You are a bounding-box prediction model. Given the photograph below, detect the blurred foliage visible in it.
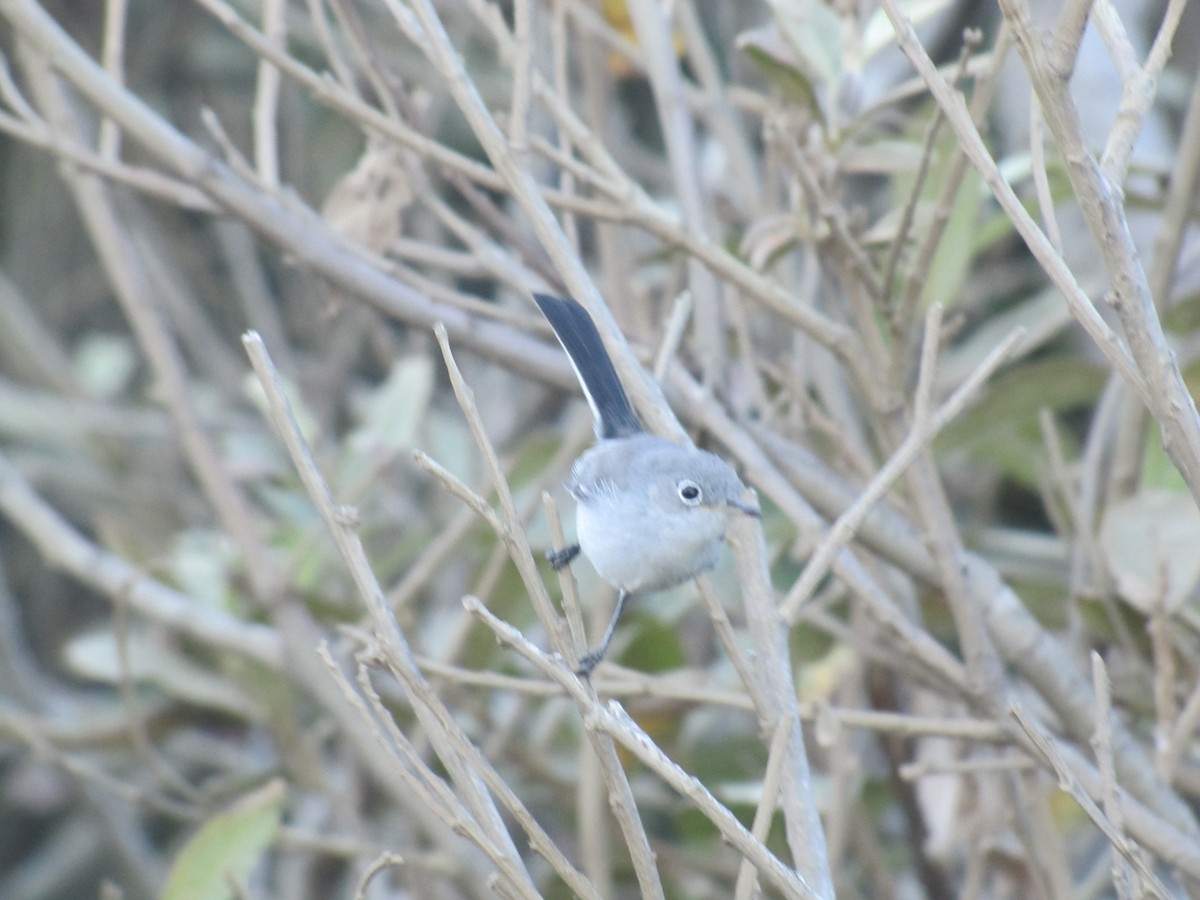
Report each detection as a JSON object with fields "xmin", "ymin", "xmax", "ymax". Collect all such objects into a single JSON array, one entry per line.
[{"xmin": 0, "ymin": 0, "xmax": 1198, "ymax": 897}]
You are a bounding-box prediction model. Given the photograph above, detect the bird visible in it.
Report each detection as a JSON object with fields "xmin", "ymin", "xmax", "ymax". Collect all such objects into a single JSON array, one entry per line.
[{"xmin": 534, "ymin": 293, "xmax": 760, "ymax": 675}]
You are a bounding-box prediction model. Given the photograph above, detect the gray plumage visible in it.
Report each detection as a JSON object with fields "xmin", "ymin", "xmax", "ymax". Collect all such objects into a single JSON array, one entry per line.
[
  {"xmin": 568, "ymin": 434, "xmax": 757, "ymax": 593},
  {"xmin": 534, "ymin": 293, "xmax": 759, "ymax": 675}
]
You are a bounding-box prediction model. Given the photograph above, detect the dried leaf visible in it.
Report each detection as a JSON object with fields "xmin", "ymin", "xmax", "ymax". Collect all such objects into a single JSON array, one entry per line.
[{"xmin": 322, "ymin": 140, "xmax": 412, "ymax": 254}]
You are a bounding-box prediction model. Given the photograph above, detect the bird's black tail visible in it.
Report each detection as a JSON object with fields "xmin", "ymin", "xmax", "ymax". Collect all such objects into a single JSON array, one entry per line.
[{"xmin": 533, "ymin": 293, "xmax": 644, "ymax": 440}]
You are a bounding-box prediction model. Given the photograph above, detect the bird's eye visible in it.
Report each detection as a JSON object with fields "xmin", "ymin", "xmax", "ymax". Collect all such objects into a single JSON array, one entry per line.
[{"xmin": 678, "ymin": 480, "xmax": 702, "ymax": 505}]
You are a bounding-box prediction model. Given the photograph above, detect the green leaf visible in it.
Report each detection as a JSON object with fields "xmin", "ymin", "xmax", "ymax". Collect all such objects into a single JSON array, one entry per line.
[
  {"xmin": 1141, "ymin": 428, "xmax": 1188, "ymax": 492},
  {"xmin": 167, "ymin": 530, "xmax": 236, "ymax": 612},
  {"xmin": 920, "ymin": 153, "xmax": 983, "ymax": 310},
  {"xmin": 884, "ymin": 125, "xmax": 986, "ymax": 309},
  {"xmin": 73, "ymin": 332, "xmax": 137, "ymax": 400},
  {"xmin": 619, "ymin": 612, "xmax": 685, "ymax": 673},
  {"xmin": 740, "ymin": 41, "xmax": 821, "ymax": 113},
  {"xmin": 936, "ymin": 286, "xmax": 1070, "ymax": 388},
  {"xmin": 1100, "ymin": 490, "xmax": 1200, "ymax": 614},
  {"xmin": 937, "ymin": 357, "xmax": 1105, "ymax": 488},
  {"xmin": 161, "ymin": 780, "xmax": 286, "ymax": 900},
  {"xmin": 767, "ymin": 0, "xmax": 842, "ymax": 87},
  {"xmin": 351, "ymin": 355, "xmax": 434, "ymax": 454},
  {"xmin": 1164, "ymin": 291, "xmax": 1200, "ymax": 334}
]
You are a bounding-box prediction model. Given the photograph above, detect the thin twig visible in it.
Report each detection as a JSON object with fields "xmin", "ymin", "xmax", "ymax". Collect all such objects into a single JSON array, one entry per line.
[
  {"xmin": 1096, "ymin": 0, "xmax": 1188, "ymax": 184},
  {"xmin": 727, "ymin": 512, "xmax": 834, "ymax": 897},
  {"xmin": 626, "ymin": 0, "xmax": 723, "ymax": 382},
  {"xmin": 1028, "ymin": 96, "xmax": 1063, "ymax": 255},
  {"xmin": 733, "ymin": 715, "xmax": 795, "ymax": 898},
  {"xmin": 1010, "ymin": 706, "xmax": 1168, "ymax": 894},
  {"xmin": 243, "ymin": 331, "xmax": 607, "ymax": 897},
  {"xmin": 426, "ymin": 324, "xmax": 664, "ymax": 898},
  {"xmin": 465, "ymin": 595, "xmax": 820, "ymax": 900},
  {"xmin": 782, "ymin": 315, "xmax": 1025, "ymax": 620},
  {"xmin": 507, "ymin": 0, "xmax": 532, "ymax": 153},
  {"xmin": 98, "ymin": 0, "xmax": 127, "ymax": 158},
  {"xmin": 0, "ymin": 448, "xmax": 281, "ymax": 665},
  {"xmin": 1091, "ymin": 653, "xmax": 1135, "ymax": 899},
  {"xmin": 253, "ymin": 0, "xmax": 285, "ymax": 187},
  {"xmin": 878, "ymin": 0, "xmax": 1152, "ymax": 404},
  {"xmin": 996, "ymin": 0, "xmax": 1200, "ymax": 504}
]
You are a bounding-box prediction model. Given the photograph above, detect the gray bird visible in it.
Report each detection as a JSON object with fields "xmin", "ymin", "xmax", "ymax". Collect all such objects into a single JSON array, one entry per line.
[{"xmin": 535, "ymin": 293, "xmax": 760, "ymax": 675}]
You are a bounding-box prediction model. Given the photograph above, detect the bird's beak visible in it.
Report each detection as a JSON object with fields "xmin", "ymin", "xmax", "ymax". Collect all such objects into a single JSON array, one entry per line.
[{"xmin": 726, "ymin": 499, "xmax": 762, "ymax": 518}]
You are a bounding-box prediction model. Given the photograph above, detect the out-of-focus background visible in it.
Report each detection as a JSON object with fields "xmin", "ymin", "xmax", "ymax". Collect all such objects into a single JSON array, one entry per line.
[{"xmin": 3, "ymin": 0, "xmax": 1200, "ymax": 897}]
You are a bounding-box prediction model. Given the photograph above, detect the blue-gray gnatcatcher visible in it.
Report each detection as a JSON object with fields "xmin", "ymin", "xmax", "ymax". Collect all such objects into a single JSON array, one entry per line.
[{"xmin": 534, "ymin": 293, "xmax": 760, "ymax": 675}]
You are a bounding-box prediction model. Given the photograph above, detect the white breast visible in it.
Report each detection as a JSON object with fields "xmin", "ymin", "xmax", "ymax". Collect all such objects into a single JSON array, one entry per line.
[{"xmin": 576, "ymin": 490, "xmax": 728, "ymax": 594}]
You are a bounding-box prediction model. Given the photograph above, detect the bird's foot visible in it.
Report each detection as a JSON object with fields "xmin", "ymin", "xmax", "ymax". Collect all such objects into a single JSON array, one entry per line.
[{"xmin": 546, "ymin": 543, "xmax": 581, "ymax": 570}]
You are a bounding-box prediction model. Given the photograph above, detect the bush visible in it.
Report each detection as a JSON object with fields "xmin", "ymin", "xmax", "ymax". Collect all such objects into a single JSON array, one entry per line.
[{"xmin": 1, "ymin": 1, "xmax": 1198, "ymax": 897}]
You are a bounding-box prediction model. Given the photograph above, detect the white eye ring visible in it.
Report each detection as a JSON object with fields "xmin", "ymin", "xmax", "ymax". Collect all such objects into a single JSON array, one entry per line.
[{"xmin": 677, "ymin": 480, "xmax": 702, "ymax": 506}]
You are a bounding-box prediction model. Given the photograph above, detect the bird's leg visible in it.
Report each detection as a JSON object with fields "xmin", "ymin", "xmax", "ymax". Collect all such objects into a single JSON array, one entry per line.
[
  {"xmin": 546, "ymin": 543, "xmax": 581, "ymax": 570},
  {"xmin": 576, "ymin": 589, "xmax": 629, "ymax": 677}
]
